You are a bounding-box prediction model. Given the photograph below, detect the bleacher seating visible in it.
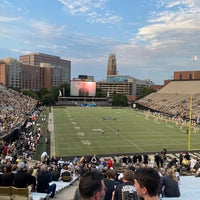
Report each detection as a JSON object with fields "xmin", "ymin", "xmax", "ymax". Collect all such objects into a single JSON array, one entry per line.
[
  {"xmin": 0, "ymin": 186, "xmax": 31, "ymax": 200},
  {"xmin": 30, "ymin": 174, "xmax": 79, "ymax": 200},
  {"xmin": 136, "ymin": 81, "xmax": 200, "ymax": 119},
  {"xmin": 162, "ymin": 175, "xmax": 200, "ymax": 200},
  {"xmin": 157, "ymin": 81, "xmax": 200, "ymax": 94}
]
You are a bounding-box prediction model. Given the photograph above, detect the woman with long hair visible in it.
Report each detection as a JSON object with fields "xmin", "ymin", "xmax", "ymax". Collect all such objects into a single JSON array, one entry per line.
[{"xmin": 162, "ymin": 168, "xmax": 180, "ymax": 197}]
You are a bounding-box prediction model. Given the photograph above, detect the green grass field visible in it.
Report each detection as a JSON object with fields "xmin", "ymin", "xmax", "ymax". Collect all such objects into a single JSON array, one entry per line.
[{"xmin": 52, "ymin": 107, "xmax": 200, "ymax": 157}]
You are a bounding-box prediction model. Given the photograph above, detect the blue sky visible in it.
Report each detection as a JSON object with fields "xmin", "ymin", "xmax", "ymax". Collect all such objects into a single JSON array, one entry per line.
[{"xmin": 0, "ymin": 0, "xmax": 200, "ymax": 84}]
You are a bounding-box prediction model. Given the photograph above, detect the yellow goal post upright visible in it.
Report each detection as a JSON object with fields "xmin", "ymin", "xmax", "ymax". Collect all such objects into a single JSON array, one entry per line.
[
  {"xmin": 187, "ymin": 95, "xmax": 192, "ymax": 151},
  {"xmin": 188, "ymin": 95, "xmax": 200, "ymax": 151}
]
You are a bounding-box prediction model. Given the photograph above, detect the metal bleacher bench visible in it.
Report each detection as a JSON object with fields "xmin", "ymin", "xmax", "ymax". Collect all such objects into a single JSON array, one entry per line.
[{"xmin": 30, "ymin": 174, "xmax": 79, "ymax": 200}]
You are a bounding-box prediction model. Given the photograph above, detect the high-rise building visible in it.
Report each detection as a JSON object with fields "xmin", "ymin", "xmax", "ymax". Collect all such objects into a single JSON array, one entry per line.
[
  {"xmin": 107, "ymin": 54, "xmax": 117, "ymax": 76},
  {"xmin": 97, "ymin": 75, "xmax": 153, "ymax": 98},
  {"xmin": 0, "ymin": 58, "xmax": 21, "ymax": 88},
  {"xmin": 0, "ymin": 53, "xmax": 71, "ymax": 90},
  {"xmin": 21, "ymin": 64, "xmax": 44, "ymax": 90},
  {"xmin": 20, "ymin": 52, "xmax": 71, "ymax": 85}
]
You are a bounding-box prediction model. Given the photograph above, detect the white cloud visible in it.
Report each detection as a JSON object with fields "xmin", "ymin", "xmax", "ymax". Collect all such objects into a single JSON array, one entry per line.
[
  {"xmin": 57, "ymin": 0, "xmax": 122, "ymax": 24},
  {"xmin": 58, "ymin": 0, "xmax": 108, "ymax": 15},
  {"xmin": 11, "ymin": 48, "xmax": 32, "ymax": 55},
  {"xmin": 133, "ymin": 0, "xmax": 200, "ymax": 50},
  {"xmin": 87, "ymin": 11, "xmax": 122, "ymax": 24},
  {"xmin": 1, "ymin": 0, "xmax": 15, "ymax": 8},
  {"xmin": 29, "ymin": 20, "xmax": 66, "ymax": 37},
  {"xmin": 0, "ymin": 16, "xmax": 20, "ymax": 22}
]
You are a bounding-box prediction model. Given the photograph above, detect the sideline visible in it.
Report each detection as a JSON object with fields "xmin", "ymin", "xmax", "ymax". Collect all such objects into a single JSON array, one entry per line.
[{"xmin": 48, "ymin": 107, "xmax": 55, "ymax": 156}]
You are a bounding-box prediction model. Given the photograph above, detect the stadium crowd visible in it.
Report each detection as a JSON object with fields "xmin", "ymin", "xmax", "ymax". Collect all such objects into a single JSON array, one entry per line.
[
  {"xmin": 136, "ymin": 93, "xmax": 200, "ymax": 122},
  {"xmin": 1, "ymin": 136, "xmax": 200, "ymax": 199},
  {"xmin": 0, "ymin": 84, "xmax": 200, "ymax": 199},
  {"xmin": 0, "ymin": 85, "xmax": 37, "ymax": 134}
]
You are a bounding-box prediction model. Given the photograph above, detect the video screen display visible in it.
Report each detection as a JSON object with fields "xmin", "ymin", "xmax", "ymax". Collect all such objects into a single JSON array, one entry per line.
[{"xmin": 70, "ymin": 81, "xmax": 96, "ymax": 97}]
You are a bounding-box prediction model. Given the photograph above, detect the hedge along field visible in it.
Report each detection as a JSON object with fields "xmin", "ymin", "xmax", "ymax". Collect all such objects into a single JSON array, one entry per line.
[{"xmin": 52, "ymin": 107, "xmax": 200, "ymax": 157}]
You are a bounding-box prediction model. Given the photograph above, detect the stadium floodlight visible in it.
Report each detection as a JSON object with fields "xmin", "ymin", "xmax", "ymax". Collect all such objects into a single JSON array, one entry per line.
[
  {"xmin": 192, "ymin": 56, "xmax": 197, "ymax": 79},
  {"xmin": 192, "ymin": 55, "xmax": 197, "ymax": 60}
]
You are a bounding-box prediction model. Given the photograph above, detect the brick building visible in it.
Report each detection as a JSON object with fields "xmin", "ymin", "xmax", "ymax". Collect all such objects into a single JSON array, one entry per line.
[
  {"xmin": 174, "ymin": 70, "xmax": 200, "ymax": 80},
  {"xmin": 0, "ymin": 53, "xmax": 71, "ymax": 90}
]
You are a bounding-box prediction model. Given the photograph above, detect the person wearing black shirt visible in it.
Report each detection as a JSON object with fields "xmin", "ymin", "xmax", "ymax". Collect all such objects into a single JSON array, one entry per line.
[
  {"xmin": 104, "ymin": 169, "xmax": 120, "ymax": 200},
  {"xmin": 37, "ymin": 164, "xmax": 56, "ymax": 198},
  {"xmin": 14, "ymin": 162, "xmax": 29, "ymax": 188},
  {"xmin": 113, "ymin": 169, "xmax": 138, "ymax": 200}
]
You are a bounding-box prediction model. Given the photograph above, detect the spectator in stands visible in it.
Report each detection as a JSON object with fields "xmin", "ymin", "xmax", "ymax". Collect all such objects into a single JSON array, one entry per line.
[
  {"xmin": 101, "ymin": 158, "xmax": 107, "ymax": 168},
  {"xmin": 179, "ymin": 152, "xmax": 184, "ymax": 165},
  {"xmin": 37, "ymin": 164, "xmax": 56, "ymax": 198},
  {"xmin": 79, "ymin": 169, "xmax": 105, "ymax": 200},
  {"xmin": 11, "ymin": 164, "xmax": 18, "ymax": 174},
  {"xmin": 60, "ymin": 164, "xmax": 72, "ymax": 182},
  {"xmin": 134, "ymin": 167, "xmax": 160, "ymax": 200},
  {"xmin": 41, "ymin": 151, "xmax": 48, "ymax": 163},
  {"xmin": 184, "ymin": 151, "xmax": 190, "ymax": 160},
  {"xmin": 122, "ymin": 155, "xmax": 128, "ymax": 165},
  {"xmin": 113, "ymin": 169, "xmax": 138, "ymax": 200},
  {"xmin": 149, "ymin": 155, "xmax": 155, "ymax": 168},
  {"xmin": 50, "ymin": 165, "xmax": 60, "ymax": 181},
  {"xmin": 161, "ymin": 168, "xmax": 180, "ymax": 197},
  {"xmin": 181, "ymin": 157, "xmax": 190, "ymax": 172},
  {"xmin": 114, "ymin": 155, "xmax": 121, "ymax": 165},
  {"xmin": 143, "ymin": 154, "xmax": 149, "ymax": 166},
  {"xmin": 127, "ymin": 155, "xmax": 133, "ymax": 165},
  {"xmin": 132, "ymin": 154, "xmax": 137, "ymax": 164},
  {"xmin": 2, "ymin": 142, "xmax": 9, "ymax": 157},
  {"xmin": 1, "ymin": 163, "xmax": 14, "ymax": 186},
  {"xmin": 50, "ymin": 155, "xmax": 58, "ymax": 165},
  {"xmin": 167, "ymin": 157, "xmax": 178, "ymax": 168},
  {"xmin": 90, "ymin": 154, "xmax": 98, "ymax": 165},
  {"xmin": 27, "ymin": 167, "xmax": 36, "ymax": 192},
  {"xmin": 154, "ymin": 153, "xmax": 160, "ymax": 168},
  {"xmin": 193, "ymin": 160, "xmax": 200, "ymax": 174},
  {"xmin": 195, "ymin": 167, "xmax": 200, "ymax": 177},
  {"xmin": 57, "ymin": 158, "xmax": 65, "ymax": 167},
  {"xmin": 104, "ymin": 169, "xmax": 119, "ymax": 200},
  {"xmin": 163, "ymin": 148, "xmax": 167, "ymax": 162},
  {"xmin": 190, "ymin": 157, "xmax": 198, "ymax": 172},
  {"xmin": 137, "ymin": 154, "xmax": 142, "ymax": 163},
  {"xmin": 107, "ymin": 158, "xmax": 113, "ymax": 169},
  {"xmin": 13, "ymin": 161, "xmax": 29, "ymax": 188}
]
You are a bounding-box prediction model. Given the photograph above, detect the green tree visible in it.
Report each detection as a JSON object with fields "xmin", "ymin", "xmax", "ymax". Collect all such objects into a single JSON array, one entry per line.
[
  {"xmin": 112, "ymin": 93, "xmax": 128, "ymax": 106},
  {"xmin": 61, "ymin": 83, "xmax": 70, "ymax": 97},
  {"xmin": 137, "ymin": 86, "xmax": 156, "ymax": 99},
  {"xmin": 22, "ymin": 89, "xmax": 38, "ymax": 99},
  {"xmin": 41, "ymin": 93, "xmax": 55, "ymax": 105},
  {"xmin": 50, "ymin": 86, "xmax": 60, "ymax": 100},
  {"xmin": 38, "ymin": 87, "xmax": 49, "ymax": 99},
  {"xmin": 96, "ymin": 88, "xmax": 107, "ymax": 97}
]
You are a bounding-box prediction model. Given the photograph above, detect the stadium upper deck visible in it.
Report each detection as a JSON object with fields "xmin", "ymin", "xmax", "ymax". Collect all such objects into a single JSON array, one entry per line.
[
  {"xmin": 136, "ymin": 80, "xmax": 200, "ymax": 120},
  {"xmin": 157, "ymin": 80, "xmax": 200, "ymax": 94}
]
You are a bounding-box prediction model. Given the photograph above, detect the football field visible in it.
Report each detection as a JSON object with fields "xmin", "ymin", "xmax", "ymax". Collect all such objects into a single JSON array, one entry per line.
[{"xmin": 51, "ymin": 107, "xmax": 200, "ymax": 157}]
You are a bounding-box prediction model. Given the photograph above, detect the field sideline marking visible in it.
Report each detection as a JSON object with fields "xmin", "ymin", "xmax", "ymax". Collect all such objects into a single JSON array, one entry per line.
[{"xmin": 49, "ymin": 107, "xmax": 56, "ymax": 156}]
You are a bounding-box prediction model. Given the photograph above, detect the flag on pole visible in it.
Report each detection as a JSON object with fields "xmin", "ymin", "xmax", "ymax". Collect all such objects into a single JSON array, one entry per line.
[
  {"xmin": 192, "ymin": 56, "xmax": 197, "ymax": 60},
  {"xmin": 59, "ymin": 90, "xmax": 62, "ymax": 97}
]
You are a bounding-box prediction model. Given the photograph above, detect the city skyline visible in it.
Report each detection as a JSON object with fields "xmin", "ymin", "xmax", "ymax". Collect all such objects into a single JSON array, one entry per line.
[{"xmin": 0, "ymin": 0, "xmax": 200, "ymax": 84}]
